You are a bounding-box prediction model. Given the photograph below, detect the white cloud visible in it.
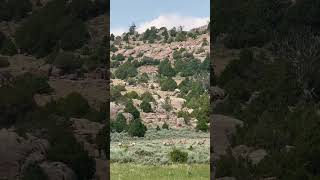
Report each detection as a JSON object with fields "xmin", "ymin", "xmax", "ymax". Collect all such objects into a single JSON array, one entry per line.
[
  {"xmin": 111, "ymin": 14, "xmax": 209, "ymax": 36},
  {"xmin": 110, "ymin": 27, "xmax": 127, "ymax": 36},
  {"xmin": 136, "ymin": 14, "xmax": 209, "ymax": 33}
]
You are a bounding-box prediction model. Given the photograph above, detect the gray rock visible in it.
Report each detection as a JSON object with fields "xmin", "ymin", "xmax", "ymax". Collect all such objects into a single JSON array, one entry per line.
[
  {"xmin": 248, "ymin": 149, "xmax": 267, "ymax": 165},
  {"xmin": 211, "ymin": 114, "xmax": 243, "ymax": 156},
  {"xmin": 0, "ymin": 129, "xmax": 49, "ymax": 179}
]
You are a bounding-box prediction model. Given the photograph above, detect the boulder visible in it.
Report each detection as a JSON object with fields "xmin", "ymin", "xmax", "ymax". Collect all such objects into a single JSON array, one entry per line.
[
  {"xmin": 122, "ymin": 113, "xmax": 133, "ymax": 123},
  {"xmin": 176, "ymin": 117, "xmax": 185, "ymax": 127},
  {"xmin": 0, "ymin": 129, "xmax": 49, "ymax": 179},
  {"xmin": 211, "ymin": 114, "xmax": 243, "ymax": 156},
  {"xmin": 248, "ymin": 149, "xmax": 267, "ymax": 165},
  {"xmin": 211, "ymin": 86, "xmax": 225, "ymax": 100},
  {"xmin": 232, "ymin": 145, "xmax": 251, "ymax": 158}
]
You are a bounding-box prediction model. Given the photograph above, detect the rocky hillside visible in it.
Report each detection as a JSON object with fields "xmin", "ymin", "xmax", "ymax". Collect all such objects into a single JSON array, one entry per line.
[{"xmin": 110, "ymin": 25, "xmax": 210, "ymax": 132}]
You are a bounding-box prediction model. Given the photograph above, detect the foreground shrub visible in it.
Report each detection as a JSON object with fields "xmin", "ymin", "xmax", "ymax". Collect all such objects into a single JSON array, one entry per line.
[
  {"xmin": 114, "ymin": 62, "xmax": 138, "ymax": 79},
  {"xmin": 0, "ymin": 0, "xmax": 32, "ymax": 21},
  {"xmin": 169, "ymin": 149, "xmax": 188, "ymax": 163},
  {"xmin": 47, "ymin": 116, "xmax": 95, "ymax": 180},
  {"xmin": 128, "ymin": 119, "xmax": 146, "ymax": 137},
  {"xmin": 15, "ymin": 0, "xmax": 89, "ymax": 57},
  {"xmin": 111, "ymin": 113, "xmax": 127, "ymax": 133},
  {"xmin": 162, "ymin": 122, "xmax": 169, "ymax": 129},
  {"xmin": 140, "ymin": 100, "xmax": 153, "ymax": 113},
  {"xmin": 48, "ymin": 92, "xmax": 90, "ymax": 118},
  {"xmin": 196, "ymin": 119, "xmax": 209, "ymax": 132},
  {"xmin": 22, "ymin": 163, "xmax": 48, "ymax": 180},
  {"xmin": 124, "ymin": 100, "xmax": 140, "ymax": 119}
]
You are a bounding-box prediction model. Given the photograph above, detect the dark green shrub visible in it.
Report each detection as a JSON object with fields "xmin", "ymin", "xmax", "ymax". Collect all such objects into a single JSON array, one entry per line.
[
  {"xmin": 0, "ymin": 57, "xmax": 10, "ymax": 68},
  {"xmin": 162, "ymin": 122, "xmax": 169, "ymax": 129},
  {"xmin": 124, "ymin": 91, "xmax": 139, "ymax": 99},
  {"xmin": 140, "ymin": 91, "xmax": 155, "ymax": 102},
  {"xmin": 15, "ymin": 0, "xmax": 89, "ymax": 57},
  {"xmin": 0, "ymin": 85, "xmax": 35, "ymax": 127},
  {"xmin": 53, "ymin": 52, "xmax": 82, "ymax": 74},
  {"xmin": 175, "ymin": 32, "xmax": 187, "ymax": 42},
  {"xmin": 124, "ymin": 100, "xmax": 140, "ymax": 119},
  {"xmin": 113, "ymin": 53, "xmax": 125, "ymax": 61},
  {"xmin": 0, "ymin": 37, "xmax": 17, "ymax": 56},
  {"xmin": 51, "ymin": 92, "xmax": 90, "ymax": 118},
  {"xmin": 138, "ymin": 73, "xmax": 149, "ymax": 83},
  {"xmin": 158, "ymin": 59, "xmax": 176, "ymax": 77},
  {"xmin": 0, "ymin": 0, "xmax": 32, "ymax": 21},
  {"xmin": 59, "ymin": 17, "xmax": 89, "ymax": 51},
  {"xmin": 169, "ymin": 27, "xmax": 177, "ymax": 37},
  {"xmin": 140, "ymin": 100, "xmax": 153, "ymax": 113},
  {"xmin": 196, "ymin": 119, "xmax": 209, "ymax": 132},
  {"xmin": 127, "ymin": 56, "xmax": 134, "ymax": 61},
  {"xmin": 114, "ymin": 62, "xmax": 137, "ymax": 79},
  {"xmin": 110, "ymin": 85, "xmax": 125, "ymax": 102},
  {"xmin": 160, "ymin": 77, "xmax": 177, "ymax": 91},
  {"xmin": 22, "ymin": 163, "xmax": 48, "ymax": 180},
  {"xmin": 128, "ymin": 119, "xmax": 146, "ymax": 137},
  {"xmin": 111, "ymin": 113, "xmax": 127, "ymax": 133},
  {"xmin": 129, "ymin": 23, "xmax": 136, "ymax": 35},
  {"xmin": 142, "ymin": 26, "xmax": 158, "ymax": 42},
  {"xmin": 110, "ymin": 44, "xmax": 118, "ymax": 52},
  {"xmin": 169, "ymin": 149, "xmax": 188, "ymax": 163},
  {"xmin": 110, "ymin": 60, "xmax": 120, "ymax": 68},
  {"xmin": 13, "ymin": 73, "xmax": 52, "ymax": 94},
  {"xmin": 174, "ymin": 58, "xmax": 201, "ymax": 77},
  {"xmin": 47, "ymin": 118, "xmax": 95, "ymax": 180}
]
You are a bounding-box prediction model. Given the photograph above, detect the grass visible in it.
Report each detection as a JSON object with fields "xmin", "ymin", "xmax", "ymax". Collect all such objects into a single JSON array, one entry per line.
[
  {"xmin": 111, "ymin": 129, "xmax": 209, "ymax": 165},
  {"xmin": 111, "ymin": 163, "xmax": 210, "ymax": 180}
]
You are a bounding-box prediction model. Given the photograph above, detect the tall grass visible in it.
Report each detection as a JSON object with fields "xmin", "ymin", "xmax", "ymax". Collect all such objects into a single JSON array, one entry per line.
[
  {"xmin": 110, "ymin": 129, "xmax": 209, "ymax": 165},
  {"xmin": 111, "ymin": 163, "xmax": 210, "ymax": 180}
]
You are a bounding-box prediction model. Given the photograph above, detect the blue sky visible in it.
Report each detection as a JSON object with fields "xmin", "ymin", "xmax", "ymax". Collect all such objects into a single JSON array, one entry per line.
[{"xmin": 111, "ymin": 0, "xmax": 210, "ymax": 35}]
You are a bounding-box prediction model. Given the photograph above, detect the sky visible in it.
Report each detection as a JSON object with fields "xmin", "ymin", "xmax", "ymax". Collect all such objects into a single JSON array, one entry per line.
[{"xmin": 111, "ymin": 0, "xmax": 210, "ymax": 36}]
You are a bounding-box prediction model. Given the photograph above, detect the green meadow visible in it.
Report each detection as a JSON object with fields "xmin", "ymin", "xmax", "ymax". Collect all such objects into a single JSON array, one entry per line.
[{"xmin": 111, "ymin": 163, "xmax": 210, "ymax": 180}]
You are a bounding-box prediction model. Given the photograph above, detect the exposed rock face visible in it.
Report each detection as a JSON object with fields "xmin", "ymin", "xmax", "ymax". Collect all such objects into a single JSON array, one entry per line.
[
  {"xmin": 0, "ymin": 129, "xmax": 49, "ymax": 179},
  {"xmin": 110, "ymin": 102, "xmax": 124, "ymax": 120},
  {"xmin": 211, "ymin": 114, "xmax": 243, "ymax": 156},
  {"xmin": 232, "ymin": 145, "xmax": 251, "ymax": 158},
  {"xmin": 211, "ymin": 86, "xmax": 225, "ymax": 100},
  {"xmin": 34, "ymin": 94, "xmax": 53, "ymax": 106},
  {"xmin": 40, "ymin": 162, "xmax": 76, "ymax": 180},
  {"xmin": 112, "ymin": 34, "xmax": 209, "ymax": 61},
  {"xmin": 122, "ymin": 113, "xmax": 133, "ymax": 123},
  {"xmin": 248, "ymin": 149, "xmax": 267, "ymax": 165}
]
